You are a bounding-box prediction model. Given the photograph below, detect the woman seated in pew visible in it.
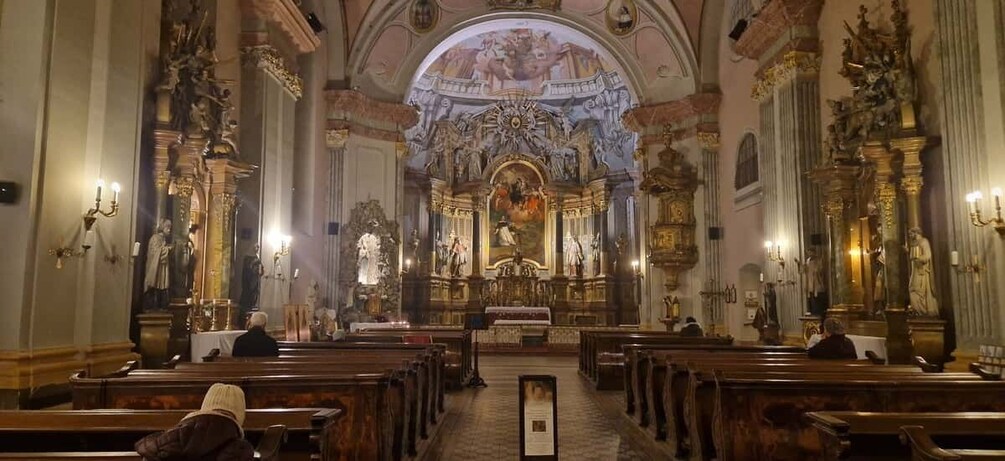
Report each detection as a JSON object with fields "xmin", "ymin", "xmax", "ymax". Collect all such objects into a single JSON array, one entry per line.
[
  {"xmin": 233, "ymin": 311, "xmax": 279, "ymax": 357},
  {"xmin": 135, "ymin": 383, "xmax": 254, "ymax": 460},
  {"xmin": 807, "ymin": 318, "xmax": 857, "ymax": 360},
  {"xmin": 679, "ymin": 316, "xmax": 703, "ymax": 337}
]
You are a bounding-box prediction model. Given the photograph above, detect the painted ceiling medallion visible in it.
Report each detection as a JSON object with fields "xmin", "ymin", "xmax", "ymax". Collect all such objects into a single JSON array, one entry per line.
[
  {"xmin": 410, "ymin": 0, "xmax": 438, "ymax": 33},
  {"xmin": 605, "ymin": 0, "xmax": 638, "ymax": 36},
  {"xmin": 487, "ymin": 0, "xmax": 561, "ymax": 11}
]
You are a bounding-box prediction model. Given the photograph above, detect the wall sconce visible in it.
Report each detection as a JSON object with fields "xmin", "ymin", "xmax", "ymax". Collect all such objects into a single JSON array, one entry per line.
[
  {"xmin": 267, "ymin": 233, "xmax": 291, "ymax": 280},
  {"xmin": 402, "ymin": 258, "xmax": 413, "ymax": 276},
  {"xmin": 764, "ymin": 240, "xmax": 786, "ymax": 265},
  {"xmin": 699, "ymin": 279, "xmax": 738, "ymax": 304},
  {"xmin": 950, "ymin": 250, "xmax": 984, "ymax": 282},
  {"xmin": 631, "ymin": 260, "xmax": 641, "ymax": 276},
  {"xmin": 965, "ymin": 189, "xmax": 1005, "ymax": 236},
  {"xmin": 83, "ymin": 179, "xmax": 120, "ymax": 233},
  {"xmin": 48, "ymin": 245, "xmax": 83, "ymax": 269}
]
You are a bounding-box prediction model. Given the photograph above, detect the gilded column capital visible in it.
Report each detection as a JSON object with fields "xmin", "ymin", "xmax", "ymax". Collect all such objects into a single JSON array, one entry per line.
[
  {"xmin": 174, "ymin": 176, "xmax": 196, "ymax": 198},
  {"xmin": 154, "ymin": 170, "xmax": 172, "ymax": 189},
  {"xmin": 396, "ymin": 141, "xmax": 410, "ymax": 160},
  {"xmin": 823, "ymin": 196, "xmax": 847, "ymax": 219},
  {"xmin": 697, "ymin": 131, "xmax": 720, "ymax": 150},
  {"xmin": 901, "ymin": 176, "xmax": 923, "ymax": 195},
  {"xmin": 241, "ymin": 45, "xmax": 304, "ymax": 99},
  {"xmin": 326, "ymin": 129, "xmax": 349, "ymax": 149},
  {"xmin": 752, "ymin": 51, "xmax": 821, "ymax": 102}
]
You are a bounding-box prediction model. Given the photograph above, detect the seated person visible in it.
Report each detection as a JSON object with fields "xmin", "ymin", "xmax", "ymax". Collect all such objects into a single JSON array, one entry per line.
[
  {"xmin": 808, "ymin": 318, "xmax": 858, "ymax": 360},
  {"xmin": 233, "ymin": 311, "xmax": 279, "ymax": 357},
  {"xmin": 679, "ymin": 316, "xmax": 703, "ymax": 337},
  {"xmin": 135, "ymin": 382, "xmax": 254, "ymax": 460}
]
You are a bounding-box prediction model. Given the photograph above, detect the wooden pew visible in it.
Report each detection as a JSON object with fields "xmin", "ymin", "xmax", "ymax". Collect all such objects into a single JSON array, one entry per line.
[
  {"xmin": 70, "ymin": 372, "xmax": 402, "ymax": 461},
  {"xmin": 804, "ymin": 411, "xmax": 1005, "ymax": 460},
  {"xmin": 703, "ymin": 371, "xmax": 1005, "ymax": 461},
  {"xmin": 169, "ymin": 359, "xmax": 427, "ymax": 455},
  {"xmin": 900, "ymin": 426, "xmax": 1005, "ymax": 461},
  {"xmin": 0, "ymin": 453, "xmax": 143, "ymax": 460},
  {"xmin": 580, "ymin": 332, "xmax": 733, "ymax": 389},
  {"xmin": 0, "ymin": 409, "xmax": 333, "ymax": 460},
  {"xmin": 346, "ymin": 328, "xmax": 473, "ymax": 388}
]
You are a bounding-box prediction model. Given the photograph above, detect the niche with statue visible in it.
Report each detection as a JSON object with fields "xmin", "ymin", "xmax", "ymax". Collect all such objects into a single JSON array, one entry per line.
[{"xmin": 338, "ymin": 199, "xmax": 401, "ymax": 320}]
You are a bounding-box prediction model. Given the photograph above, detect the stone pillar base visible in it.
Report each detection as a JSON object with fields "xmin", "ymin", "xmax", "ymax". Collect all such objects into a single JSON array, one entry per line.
[
  {"xmin": 137, "ymin": 313, "xmax": 173, "ymax": 369},
  {"xmin": 885, "ymin": 308, "xmax": 913, "ymax": 364}
]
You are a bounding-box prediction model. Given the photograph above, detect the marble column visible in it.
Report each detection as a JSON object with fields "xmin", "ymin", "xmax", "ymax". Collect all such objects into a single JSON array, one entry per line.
[
  {"xmin": 934, "ymin": 0, "xmax": 1000, "ymax": 347},
  {"xmin": 467, "ymin": 198, "xmax": 484, "ymax": 310},
  {"xmin": 861, "ymin": 144, "xmax": 907, "ymax": 309},
  {"xmin": 325, "ymin": 129, "xmax": 347, "ymax": 310},
  {"xmin": 170, "ymin": 137, "xmax": 207, "ymax": 300},
  {"xmin": 699, "ymin": 133, "xmax": 724, "ymax": 328},
  {"xmin": 554, "ymin": 198, "xmax": 565, "ymax": 277},
  {"xmin": 204, "ymin": 159, "xmax": 252, "ymax": 300}
]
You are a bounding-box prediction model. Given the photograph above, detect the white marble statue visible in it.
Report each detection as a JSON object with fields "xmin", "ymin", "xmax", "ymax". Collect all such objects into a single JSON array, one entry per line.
[
  {"xmin": 564, "ymin": 232, "xmax": 584, "ymax": 276},
  {"xmin": 356, "ymin": 227, "xmax": 382, "ymax": 285},
  {"xmin": 908, "ymin": 227, "xmax": 939, "ymax": 317},
  {"xmin": 306, "ymin": 279, "xmax": 320, "ymax": 314}
]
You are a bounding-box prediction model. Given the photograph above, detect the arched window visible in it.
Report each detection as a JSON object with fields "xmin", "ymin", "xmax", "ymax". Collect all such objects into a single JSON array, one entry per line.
[{"xmin": 734, "ymin": 133, "xmax": 759, "ymax": 190}]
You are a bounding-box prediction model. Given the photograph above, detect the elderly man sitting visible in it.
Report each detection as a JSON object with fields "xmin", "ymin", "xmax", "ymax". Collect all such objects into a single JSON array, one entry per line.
[
  {"xmin": 807, "ymin": 317, "xmax": 857, "ymax": 360},
  {"xmin": 232, "ymin": 312, "xmax": 279, "ymax": 357}
]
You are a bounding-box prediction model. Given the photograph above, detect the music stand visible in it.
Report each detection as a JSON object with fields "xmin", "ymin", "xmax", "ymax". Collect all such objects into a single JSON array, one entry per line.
[{"xmin": 464, "ymin": 313, "xmax": 488, "ymax": 388}]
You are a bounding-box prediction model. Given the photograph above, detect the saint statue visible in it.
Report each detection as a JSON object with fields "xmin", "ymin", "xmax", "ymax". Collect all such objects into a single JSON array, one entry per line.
[
  {"xmin": 409, "ymin": 229, "xmax": 421, "ymax": 266},
  {"xmin": 144, "ymin": 219, "xmax": 173, "ymax": 310},
  {"xmin": 467, "ymin": 148, "xmax": 483, "ymax": 182},
  {"xmin": 306, "ymin": 279, "xmax": 320, "ymax": 316},
  {"xmin": 434, "ymin": 231, "xmax": 448, "ymax": 276},
  {"xmin": 238, "ymin": 243, "xmax": 265, "ymax": 316},
  {"xmin": 590, "ymin": 233, "xmax": 601, "ymax": 276},
  {"xmin": 908, "ymin": 227, "xmax": 939, "ymax": 317},
  {"xmin": 495, "ymin": 218, "xmax": 518, "ymax": 247},
  {"xmin": 356, "ymin": 222, "xmax": 382, "ymax": 285},
  {"xmin": 448, "ymin": 232, "xmax": 468, "ymax": 278},
  {"xmin": 564, "ymin": 232, "xmax": 584, "ymax": 277},
  {"xmin": 799, "ymin": 248, "xmax": 827, "ymax": 317}
]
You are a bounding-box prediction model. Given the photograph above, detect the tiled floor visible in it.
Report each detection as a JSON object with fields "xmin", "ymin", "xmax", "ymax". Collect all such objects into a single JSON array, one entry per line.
[{"xmin": 425, "ymin": 355, "xmax": 657, "ymax": 461}]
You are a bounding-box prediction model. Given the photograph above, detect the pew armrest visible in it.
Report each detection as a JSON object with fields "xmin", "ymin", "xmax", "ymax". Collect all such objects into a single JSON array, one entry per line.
[
  {"xmin": 913, "ymin": 356, "xmax": 943, "ymax": 373},
  {"xmin": 202, "ymin": 349, "xmax": 221, "ymax": 362},
  {"xmin": 162, "ymin": 355, "xmax": 181, "ymax": 369},
  {"xmin": 968, "ymin": 362, "xmax": 1002, "ymax": 381},
  {"xmin": 254, "ymin": 424, "xmax": 288, "ymax": 461},
  {"xmin": 107, "ymin": 361, "xmax": 140, "ymax": 378},
  {"xmin": 900, "ymin": 425, "xmax": 963, "ymax": 461},
  {"xmin": 865, "ymin": 350, "xmax": 885, "ymax": 365}
]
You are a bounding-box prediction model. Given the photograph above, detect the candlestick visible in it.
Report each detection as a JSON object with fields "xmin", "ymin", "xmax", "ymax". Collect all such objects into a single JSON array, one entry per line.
[
  {"xmin": 950, "ymin": 250, "xmax": 959, "ymax": 266},
  {"xmin": 95, "ymin": 179, "xmax": 104, "ymax": 202},
  {"xmin": 111, "ymin": 182, "xmax": 120, "ymax": 204},
  {"xmin": 759, "ymin": 272, "xmax": 763, "ymax": 282},
  {"xmin": 293, "ymin": 268, "xmax": 300, "ymax": 279},
  {"xmin": 132, "ymin": 241, "xmax": 141, "ymax": 256}
]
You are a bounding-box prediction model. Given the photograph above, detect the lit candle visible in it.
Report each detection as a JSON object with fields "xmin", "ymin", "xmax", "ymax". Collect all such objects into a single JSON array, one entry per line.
[
  {"xmin": 950, "ymin": 250, "xmax": 959, "ymax": 266},
  {"xmin": 111, "ymin": 182, "xmax": 121, "ymax": 204},
  {"xmin": 993, "ymin": 187, "xmax": 1003, "ymax": 210},
  {"xmin": 966, "ymin": 193, "xmax": 976, "ymax": 213},
  {"xmin": 974, "ymin": 190, "xmax": 984, "ymax": 211},
  {"xmin": 293, "ymin": 268, "xmax": 300, "ymax": 279},
  {"xmin": 759, "ymin": 272, "xmax": 764, "ymax": 282},
  {"xmin": 95, "ymin": 179, "xmax": 104, "ymax": 202},
  {"xmin": 764, "ymin": 241, "xmax": 773, "ymax": 249},
  {"xmin": 132, "ymin": 241, "xmax": 141, "ymax": 256}
]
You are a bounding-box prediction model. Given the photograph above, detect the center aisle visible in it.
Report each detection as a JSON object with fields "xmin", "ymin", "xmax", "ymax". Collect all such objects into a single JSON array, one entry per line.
[{"xmin": 425, "ymin": 355, "xmax": 650, "ymax": 461}]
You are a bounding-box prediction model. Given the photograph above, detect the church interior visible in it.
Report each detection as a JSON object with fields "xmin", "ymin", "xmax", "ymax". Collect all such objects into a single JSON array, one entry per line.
[{"xmin": 2, "ymin": 0, "xmax": 1005, "ymax": 459}]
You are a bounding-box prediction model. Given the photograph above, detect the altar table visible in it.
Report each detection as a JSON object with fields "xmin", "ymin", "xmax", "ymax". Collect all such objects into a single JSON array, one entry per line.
[
  {"xmin": 190, "ymin": 330, "xmax": 246, "ymax": 363},
  {"xmin": 350, "ymin": 321, "xmax": 411, "ymax": 333},
  {"xmin": 484, "ymin": 306, "xmax": 552, "ymax": 325},
  {"xmin": 809, "ymin": 333, "xmax": 888, "ymax": 361}
]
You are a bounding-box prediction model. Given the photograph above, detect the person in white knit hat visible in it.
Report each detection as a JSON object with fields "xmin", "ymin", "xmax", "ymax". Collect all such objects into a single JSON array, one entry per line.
[
  {"xmin": 135, "ymin": 383, "xmax": 254, "ymax": 460},
  {"xmin": 233, "ymin": 311, "xmax": 279, "ymax": 357}
]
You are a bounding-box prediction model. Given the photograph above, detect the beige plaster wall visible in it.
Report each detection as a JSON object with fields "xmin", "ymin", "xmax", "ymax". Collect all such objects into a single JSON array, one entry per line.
[
  {"xmin": 716, "ymin": 14, "xmax": 764, "ymax": 343},
  {"xmin": 0, "ymin": 0, "xmax": 156, "ymax": 351}
]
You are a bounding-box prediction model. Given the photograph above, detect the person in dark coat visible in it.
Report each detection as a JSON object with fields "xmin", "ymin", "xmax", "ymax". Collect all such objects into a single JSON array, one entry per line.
[
  {"xmin": 679, "ymin": 316, "xmax": 704, "ymax": 337},
  {"xmin": 135, "ymin": 383, "xmax": 254, "ymax": 461},
  {"xmin": 232, "ymin": 311, "xmax": 279, "ymax": 357},
  {"xmin": 808, "ymin": 317, "xmax": 858, "ymax": 360}
]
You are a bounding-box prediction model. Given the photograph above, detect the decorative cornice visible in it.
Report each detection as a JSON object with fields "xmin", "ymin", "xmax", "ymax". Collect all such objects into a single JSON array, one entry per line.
[
  {"xmin": 622, "ymin": 93, "xmax": 721, "ymax": 133},
  {"xmin": 239, "ymin": 0, "xmax": 320, "ymax": 55},
  {"xmin": 638, "ymin": 123, "xmax": 719, "ymax": 146},
  {"xmin": 751, "ymin": 51, "xmax": 821, "ymax": 102},
  {"xmin": 326, "ymin": 90, "xmax": 420, "ymax": 131},
  {"xmin": 327, "ymin": 120, "xmax": 402, "ymax": 143},
  {"xmin": 242, "ymin": 45, "xmax": 304, "ymax": 99},
  {"xmin": 697, "ymin": 132, "xmax": 721, "ymax": 150},
  {"xmin": 733, "ymin": 0, "xmax": 824, "ymax": 60}
]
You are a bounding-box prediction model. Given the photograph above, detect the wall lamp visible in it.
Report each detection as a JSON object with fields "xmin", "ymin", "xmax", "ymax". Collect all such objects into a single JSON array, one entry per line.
[
  {"xmin": 965, "ymin": 189, "xmax": 1005, "ymax": 236},
  {"xmin": 267, "ymin": 233, "xmax": 292, "ymax": 280}
]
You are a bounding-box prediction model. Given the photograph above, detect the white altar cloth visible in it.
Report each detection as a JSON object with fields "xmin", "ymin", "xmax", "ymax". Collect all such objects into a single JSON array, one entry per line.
[
  {"xmin": 191, "ymin": 330, "xmax": 246, "ymax": 363},
  {"xmin": 808, "ymin": 333, "xmax": 888, "ymax": 361},
  {"xmin": 484, "ymin": 306, "xmax": 552, "ymax": 325},
  {"xmin": 351, "ymin": 322, "xmax": 411, "ymax": 333}
]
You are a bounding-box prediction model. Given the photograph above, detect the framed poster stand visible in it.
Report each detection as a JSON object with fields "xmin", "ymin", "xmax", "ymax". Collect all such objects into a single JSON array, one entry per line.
[
  {"xmin": 464, "ymin": 313, "xmax": 487, "ymax": 388},
  {"xmin": 519, "ymin": 374, "xmax": 558, "ymax": 460}
]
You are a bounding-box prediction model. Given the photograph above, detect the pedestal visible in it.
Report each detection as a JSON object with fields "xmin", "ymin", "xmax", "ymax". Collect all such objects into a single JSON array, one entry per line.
[
  {"xmin": 908, "ymin": 317, "xmax": 946, "ymax": 366},
  {"xmin": 167, "ymin": 301, "xmax": 193, "ymax": 361},
  {"xmin": 885, "ymin": 308, "xmax": 914, "ymax": 364},
  {"xmin": 659, "ymin": 317, "xmax": 680, "ymax": 333},
  {"xmin": 283, "ymin": 304, "xmax": 312, "ymax": 342},
  {"xmin": 137, "ymin": 313, "xmax": 173, "ymax": 369}
]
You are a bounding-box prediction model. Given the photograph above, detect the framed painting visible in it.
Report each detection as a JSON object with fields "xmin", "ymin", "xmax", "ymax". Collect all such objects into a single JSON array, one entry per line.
[{"xmin": 488, "ymin": 162, "xmax": 547, "ymax": 266}]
